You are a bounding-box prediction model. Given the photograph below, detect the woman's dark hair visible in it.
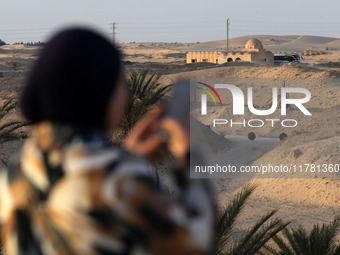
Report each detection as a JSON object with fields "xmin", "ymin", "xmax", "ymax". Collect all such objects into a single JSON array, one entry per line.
[{"xmin": 21, "ymin": 27, "xmax": 122, "ymax": 130}]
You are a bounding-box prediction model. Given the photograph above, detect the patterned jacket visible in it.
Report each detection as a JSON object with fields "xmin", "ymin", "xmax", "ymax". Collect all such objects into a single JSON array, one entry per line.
[{"xmin": 0, "ymin": 122, "xmax": 214, "ymax": 255}]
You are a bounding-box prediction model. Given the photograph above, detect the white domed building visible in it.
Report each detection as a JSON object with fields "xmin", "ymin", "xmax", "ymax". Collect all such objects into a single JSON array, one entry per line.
[{"xmin": 186, "ymin": 38, "xmax": 274, "ymax": 64}]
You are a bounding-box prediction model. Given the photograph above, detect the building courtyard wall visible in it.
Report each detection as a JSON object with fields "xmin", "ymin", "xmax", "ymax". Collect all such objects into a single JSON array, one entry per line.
[{"xmin": 186, "ymin": 39, "xmax": 274, "ymax": 65}]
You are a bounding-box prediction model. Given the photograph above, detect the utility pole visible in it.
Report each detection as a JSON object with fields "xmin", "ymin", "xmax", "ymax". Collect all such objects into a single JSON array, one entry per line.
[
  {"xmin": 226, "ymin": 18, "xmax": 230, "ymax": 51},
  {"xmin": 112, "ymin": 22, "xmax": 116, "ymax": 43}
]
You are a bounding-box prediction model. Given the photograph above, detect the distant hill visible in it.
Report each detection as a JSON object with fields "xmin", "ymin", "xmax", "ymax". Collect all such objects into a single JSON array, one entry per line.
[{"xmin": 175, "ymin": 35, "xmax": 340, "ymax": 53}]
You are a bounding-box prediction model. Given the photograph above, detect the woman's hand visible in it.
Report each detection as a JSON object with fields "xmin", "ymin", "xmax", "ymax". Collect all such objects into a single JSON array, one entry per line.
[
  {"xmin": 123, "ymin": 107, "xmax": 189, "ymax": 164},
  {"xmin": 160, "ymin": 117, "xmax": 189, "ymax": 163},
  {"xmin": 123, "ymin": 108, "xmax": 167, "ymax": 161}
]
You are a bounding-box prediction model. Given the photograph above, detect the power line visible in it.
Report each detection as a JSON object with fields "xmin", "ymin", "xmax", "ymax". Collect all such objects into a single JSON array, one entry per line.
[
  {"xmin": 0, "ymin": 21, "xmax": 338, "ymax": 33},
  {"xmin": 110, "ymin": 22, "xmax": 117, "ymax": 43},
  {"xmin": 118, "ymin": 20, "xmax": 225, "ymax": 25},
  {"xmin": 1, "ymin": 20, "xmax": 340, "ymax": 43}
]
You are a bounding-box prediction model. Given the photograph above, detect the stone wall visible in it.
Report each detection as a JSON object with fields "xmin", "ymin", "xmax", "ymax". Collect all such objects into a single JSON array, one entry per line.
[{"xmin": 186, "ymin": 39, "xmax": 274, "ymax": 65}]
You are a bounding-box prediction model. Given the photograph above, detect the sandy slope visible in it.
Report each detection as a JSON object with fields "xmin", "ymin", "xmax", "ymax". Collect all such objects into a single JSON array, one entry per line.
[
  {"xmin": 182, "ymin": 67, "xmax": 340, "ymax": 208},
  {"xmin": 210, "ymin": 104, "xmax": 340, "ymax": 236},
  {"xmin": 244, "ymin": 104, "xmax": 340, "ymax": 207}
]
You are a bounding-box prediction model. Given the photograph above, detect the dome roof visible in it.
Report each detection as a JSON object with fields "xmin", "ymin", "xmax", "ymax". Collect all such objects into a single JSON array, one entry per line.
[{"xmin": 245, "ymin": 38, "xmax": 263, "ymax": 50}]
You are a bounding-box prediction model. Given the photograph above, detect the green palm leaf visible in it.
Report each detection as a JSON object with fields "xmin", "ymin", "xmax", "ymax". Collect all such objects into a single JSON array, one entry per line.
[
  {"xmin": 216, "ymin": 184, "xmax": 288, "ymax": 255},
  {"xmin": 264, "ymin": 216, "xmax": 340, "ymax": 255},
  {"xmin": 112, "ymin": 69, "xmax": 171, "ymax": 144}
]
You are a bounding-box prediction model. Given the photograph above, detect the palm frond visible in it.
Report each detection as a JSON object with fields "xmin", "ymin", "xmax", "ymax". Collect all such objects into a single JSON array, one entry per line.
[
  {"xmin": 0, "ymin": 99, "xmax": 31, "ymax": 164},
  {"xmin": 112, "ymin": 69, "xmax": 171, "ymax": 144},
  {"xmin": 268, "ymin": 216, "xmax": 340, "ymax": 255},
  {"xmin": 216, "ymin": 184, "xmax": 256, "ymax": 255},
  {"xmin": 230, "ymin": 211, "xmax": 289, "ymax": 255},
  {"xmin": 215, "ymin": 183, "xmax": 290, "ymax": 255}
]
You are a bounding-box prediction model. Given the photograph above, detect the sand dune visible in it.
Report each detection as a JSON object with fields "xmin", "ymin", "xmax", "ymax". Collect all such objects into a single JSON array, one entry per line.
[
  {"xmin": 181, "ymin": 35, "xmax": 303, "ymax": 50},
  {"xmin": 265, "ymin": 35, "xmax": 338, "ymax": 52},
  {"xmin": 325, "ymin": 38, "xmax": 340, "ymax": 49},
  {"xmin": 170, "ymin": 35, "xmax": 339, "ymax": 53},
  {"xmin": 285, "ymin": 35, "xmax": 337, "ymax": 45}
]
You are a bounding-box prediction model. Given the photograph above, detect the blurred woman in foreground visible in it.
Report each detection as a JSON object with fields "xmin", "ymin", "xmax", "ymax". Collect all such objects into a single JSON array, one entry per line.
[{"xmin": 0, "ymin": 28, "xmax": 214, "ymax": 255}]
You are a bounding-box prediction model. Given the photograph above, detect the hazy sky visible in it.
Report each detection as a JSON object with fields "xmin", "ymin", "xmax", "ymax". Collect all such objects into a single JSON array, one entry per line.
[{"xmin": 1, "ymin": 0, "xmax": 340, "ymax": 44}]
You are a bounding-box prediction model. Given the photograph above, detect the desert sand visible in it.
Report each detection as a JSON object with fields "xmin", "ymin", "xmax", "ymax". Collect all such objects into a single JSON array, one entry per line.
[{"xmin": 1, "ymin": 34, "xmax": 340, "ymax": 238}]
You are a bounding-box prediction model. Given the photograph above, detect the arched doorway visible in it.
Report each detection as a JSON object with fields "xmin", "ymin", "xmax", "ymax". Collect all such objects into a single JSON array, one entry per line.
[
  {"xmin": 227, "ymin": 58, "xmax": 233, "ymax": 62},
  {"xmin": 235, "ymin": 57, "xmax": 241, "ymax": 61}
]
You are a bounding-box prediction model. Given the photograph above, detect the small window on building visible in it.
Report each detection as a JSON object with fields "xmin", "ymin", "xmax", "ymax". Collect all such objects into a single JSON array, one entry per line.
[
  {"xmin": 202, "ymin": 59, "xmax": 208, "ymax": 62},
  {"xmin": 191, "ymin": 59, "xmax": 196, "ymax": 63},
  {"xmin": 216, "ymin": 59, "xmax": 218, "ymax": 63}
]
